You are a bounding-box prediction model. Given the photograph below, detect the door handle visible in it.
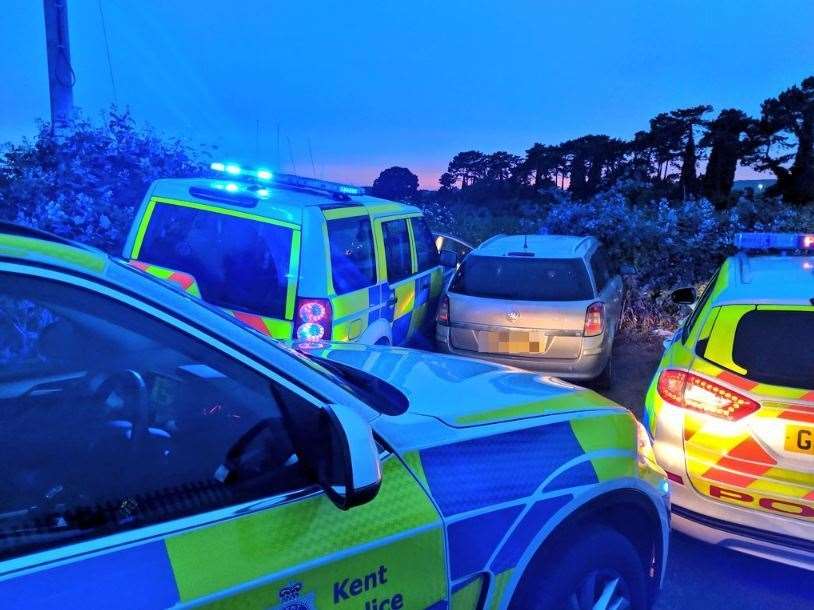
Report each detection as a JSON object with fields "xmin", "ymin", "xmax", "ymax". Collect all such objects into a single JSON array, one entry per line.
[{"xmin": 387, "ymin": 294, "xmax": 397, "ymax": 306}]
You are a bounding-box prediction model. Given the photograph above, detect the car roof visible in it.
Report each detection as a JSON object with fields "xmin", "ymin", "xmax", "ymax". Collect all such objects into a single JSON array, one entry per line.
[
  {"xmin": 714, "ymin": 253, "xmax": 814, "ymax": 306},
  {"xmin": 148, "ymin": 178, "xmax": 420, "ymax": 224},
  {"xmin": 473, "ymin": 234, "xmax": 596, "ymax": 258}
]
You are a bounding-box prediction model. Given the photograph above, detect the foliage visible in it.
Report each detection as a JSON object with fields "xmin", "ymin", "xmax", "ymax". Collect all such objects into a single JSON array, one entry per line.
[
  {"xmin": 418, "ymin": 182, "xmax": 814, "ymax": 334},
  {"xmin": 371, "ymin": 166, "xmax": 419, "ymax": 201},
  {"xmin": 0, "ymin": 108, "xmax": 207, "ymax": 252},
  {"xmin": 433, "ymin": 75, "xmax": 814, "ymax": 207}
]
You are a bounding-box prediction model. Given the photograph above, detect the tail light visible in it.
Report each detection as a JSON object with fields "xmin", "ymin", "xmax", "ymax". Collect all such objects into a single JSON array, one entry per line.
[
  {"xmin": 583, "ymin": 302, "xmax": 605, "ymax": 337},
  {"xmin": 656, "ymin": 369, "xmax": 760, "ymax": 421},
  {"xmin": 294, "ymin": 297, "xmax": 332, "ymax": 342},
  {"xmin": 436, "ymin": 295, "xmax": 450, "ymax": 325}
]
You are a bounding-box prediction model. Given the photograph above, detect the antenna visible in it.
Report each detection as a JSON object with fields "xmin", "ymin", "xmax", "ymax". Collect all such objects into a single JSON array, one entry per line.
[
  {"xmin": 523, "ymin": 234, "xmax": 528, "ymax": 249},
  {"xmin": 308, "ymin": 137, "xmax": 317, "ymax": 178}
]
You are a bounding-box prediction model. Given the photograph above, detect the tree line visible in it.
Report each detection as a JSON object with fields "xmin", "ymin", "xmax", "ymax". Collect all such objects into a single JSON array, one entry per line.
[{"xmin": 374, "ymin": 76, "xmax": 814, "ymax": 207}]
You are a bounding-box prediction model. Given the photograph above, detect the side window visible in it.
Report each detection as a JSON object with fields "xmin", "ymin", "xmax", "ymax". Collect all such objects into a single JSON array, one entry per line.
[
  {"xmin": 0, "ymin": 274, "xmax": 314, "ymax": 560},
  {"xmin": 589, "ymin": 247, "xmax": 611, "ymax": 292},
  {"xmin": 327, "ymin": 216, "xmax": 377, "ymax": 294},
  {"xmin": 382, "ymin": 219, "xmax": 413, "ymax": 283},
  {"xmin": 411, "ymin": 217, "xmax": 440, "ymax": 272},
  {"xmin": 682, "ymin": 269, "xmax": 720, "ymax": 343}
]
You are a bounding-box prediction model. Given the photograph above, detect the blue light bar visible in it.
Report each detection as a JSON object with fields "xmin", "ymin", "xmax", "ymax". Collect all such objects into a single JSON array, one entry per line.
[
  {"xmin": 734, "ymin": 232, "xmax": 814, "ymax": 251},
  {"xmin": 210, "ymin": 161, "xmax": 364, "ymax": 197}
]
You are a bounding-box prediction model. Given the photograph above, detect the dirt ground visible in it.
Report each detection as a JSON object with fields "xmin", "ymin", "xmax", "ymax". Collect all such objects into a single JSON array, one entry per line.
[{"xmin": 601, "ymin": 334, "xmax": 665, "ymax": 418}]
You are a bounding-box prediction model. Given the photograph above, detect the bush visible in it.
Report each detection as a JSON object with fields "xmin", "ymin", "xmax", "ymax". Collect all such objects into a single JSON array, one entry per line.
[
  {"xmin": 0, "ymin": 109, "xmax": 207, "ymax": 253},
  {"xmin": 418, "ymin": 181, "xmax": 813, "ymax": 335}
]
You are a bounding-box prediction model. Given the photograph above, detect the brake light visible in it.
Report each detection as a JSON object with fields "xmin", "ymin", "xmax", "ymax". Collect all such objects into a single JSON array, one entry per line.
[
  {"xmin": 583, "ymin": 302, "xmax": 604, "ymax": 337},
  {"xmin": 656, "ymin": 370, "xmax": 760, "ymax": 421},
  {"xmin": 294, "ymin": 297, "xmax": 332, "ymax": 342},
  {"xmin": 436, "ymin": 295, "xmax": 450, "ymax": 325}
]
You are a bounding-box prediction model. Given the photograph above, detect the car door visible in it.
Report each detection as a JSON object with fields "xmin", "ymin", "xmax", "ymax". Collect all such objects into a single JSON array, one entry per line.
[
  {"xmin": 408, "ymin": 217, "xmax": 445, "ymax": 341},
  {"xmin": 0, "ymin": 268, "xmax": 448, "ymax": 609},
  {"xmin": 376, "ymin": 217, "xmax": 418, "ymax": 346}
]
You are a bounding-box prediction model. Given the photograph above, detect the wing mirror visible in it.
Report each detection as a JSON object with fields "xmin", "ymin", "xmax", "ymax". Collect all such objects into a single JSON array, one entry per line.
[
  {"xmin": 439, "ymin": 249, "xmax": 458, "ymax": 268},
  {"xmin": 670, "ymin": 286, "xmax": 697, "ymax": 305},
  {"xmin": 317, "ymin": 404, "xmax": 382, "ymax": 510}
]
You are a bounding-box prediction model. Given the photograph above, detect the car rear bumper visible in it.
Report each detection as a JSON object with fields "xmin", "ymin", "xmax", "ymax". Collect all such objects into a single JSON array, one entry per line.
[
  {"xmin": 654, "ymin": 438, "xmax": 814, "ymax": 571},
  {"xmin": 435, "ymin": 324, "xmax": 609, "ymax": 379}
]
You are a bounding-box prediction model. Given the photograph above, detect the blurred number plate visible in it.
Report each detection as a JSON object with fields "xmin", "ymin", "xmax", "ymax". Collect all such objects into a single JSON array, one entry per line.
[
  {"xmin": 479, "ymin": 330, "xmax": 548, "ymax": 354},
  {"xmin": 785, "ymin": 425, "xmax": 814, "ymax": 455}
]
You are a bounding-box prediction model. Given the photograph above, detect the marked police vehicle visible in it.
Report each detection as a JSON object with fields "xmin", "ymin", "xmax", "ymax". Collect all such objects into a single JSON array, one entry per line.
[
  {"xmin": 123, "ymin": 163, "xmax": 450, "ymax": 346},
  {"xmin": 436, "ymin": 235, "xmax": 623, "ymax": 387},
  {"xmin": 645, "ymin": 233, "xmax": 814, "ymax": 570},
  {"xmin": 0, "ymin": 224, "xmax": 669, "ymax": 609}
]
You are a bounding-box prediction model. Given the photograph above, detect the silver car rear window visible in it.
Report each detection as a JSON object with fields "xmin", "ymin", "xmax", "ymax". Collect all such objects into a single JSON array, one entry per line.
[{"xmin": 449, "ymin": 256, "xmax": 593, "ymax": 301}]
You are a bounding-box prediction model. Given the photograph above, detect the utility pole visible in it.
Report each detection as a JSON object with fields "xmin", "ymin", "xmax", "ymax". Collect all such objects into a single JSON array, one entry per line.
[{"xmin": 43, "ymin": 0, "xmax": 74, "ymax": 129}]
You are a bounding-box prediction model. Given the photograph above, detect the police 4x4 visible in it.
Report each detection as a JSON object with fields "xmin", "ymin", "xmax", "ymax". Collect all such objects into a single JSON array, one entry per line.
[
  {"xmin": 0, "ymin": 224, "xmax": 668, "ymax": 609},
  {"xmin": 645, "ymin": 233, "xmax": 814, "ymax": 570},
  {"xmin": 124, "ymin": 163, "xmax": 450, "ymax": 346}
]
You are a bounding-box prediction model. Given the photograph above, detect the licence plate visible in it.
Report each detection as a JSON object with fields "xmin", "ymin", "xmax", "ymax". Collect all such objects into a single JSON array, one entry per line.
[
  {"xmin": 785, "ymin": 424, "xmax": 814, "ymax": 455},
  {"xmin": 478, "ymin": 330, "xmax": 547, "ymax": 354}
]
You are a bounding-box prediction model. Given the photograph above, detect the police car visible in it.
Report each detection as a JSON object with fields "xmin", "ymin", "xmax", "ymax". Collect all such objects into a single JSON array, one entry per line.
[
  {"xmin": 123, "ymin": 163, "xmax": 450, "ymax": 346},
  {"xmin": 644, "ymin": 233, "xmax": 814, "ymax": 570},
  {"xmin": 0, "ymin": 224, "xmax": 669, "ymax": 609}
]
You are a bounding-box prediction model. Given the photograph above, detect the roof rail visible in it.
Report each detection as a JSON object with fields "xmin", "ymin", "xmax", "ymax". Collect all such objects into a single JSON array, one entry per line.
[
  {"xmin": 0, "ymin": 221, "xmax": 95, "ymax": 250},
  {"xmin": 574, "ymin": 235, "xmax": 595, "ymax": 252}
]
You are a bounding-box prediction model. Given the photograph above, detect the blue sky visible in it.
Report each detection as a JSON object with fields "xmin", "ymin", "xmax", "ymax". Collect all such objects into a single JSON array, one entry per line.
[{"xmin": 2, "ymin": 1, "xmax": 813, "ymax": 187}]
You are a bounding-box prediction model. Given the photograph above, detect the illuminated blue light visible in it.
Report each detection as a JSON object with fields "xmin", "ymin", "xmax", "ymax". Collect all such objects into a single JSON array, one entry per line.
[
  {"xmin": 210, "ymin": 162, "xmax": 225, "ymax": 172},
  {"xmin": 257, "ymin": 169, "xmax": 273, "ymax": 181},
  {"xmin": 256, "ymin": 188, "xmax": 270, "ymax": 198},
  {"xmin": 296, "ymin": 322, "xmax": 326, "ymax": 342},
  {"xmin": 225, "ymin": 164, "xmax": 241, "ymax": 175},
  {"xmin": 225, "ymin": 183, "xmax": 239, "ymax": 192}
]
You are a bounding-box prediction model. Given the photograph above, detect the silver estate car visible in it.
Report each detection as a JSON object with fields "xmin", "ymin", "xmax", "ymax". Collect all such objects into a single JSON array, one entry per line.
[{"xmin": 436, "ymin": 234, "xmax": 623, "ymax": 387}]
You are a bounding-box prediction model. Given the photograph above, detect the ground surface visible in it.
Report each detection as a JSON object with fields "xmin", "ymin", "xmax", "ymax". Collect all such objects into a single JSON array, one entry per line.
[{"xmin": 604, "ymin": 336, "xmax": 813, "ymax": 610}]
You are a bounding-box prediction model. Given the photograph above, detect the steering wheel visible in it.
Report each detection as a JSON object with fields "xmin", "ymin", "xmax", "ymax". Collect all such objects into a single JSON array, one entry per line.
[{"xmin": 93, "ymin": 369, "xmax": 150, "ymax": 447}]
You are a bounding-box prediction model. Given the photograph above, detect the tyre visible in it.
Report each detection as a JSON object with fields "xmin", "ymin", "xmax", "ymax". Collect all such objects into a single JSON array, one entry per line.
[
  {"xmin": 515, "ymin": 525, "xmax": 648, "ymax": 610},
  {"xmin": 593, "ymin": 351, "xmax": 614, "ymax": 390}
]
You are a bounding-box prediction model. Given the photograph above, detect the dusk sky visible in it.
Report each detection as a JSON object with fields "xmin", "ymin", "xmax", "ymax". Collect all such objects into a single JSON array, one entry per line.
[{"xmin": 3, "ymin": 1, "xmax": 813, "ymax": 188}]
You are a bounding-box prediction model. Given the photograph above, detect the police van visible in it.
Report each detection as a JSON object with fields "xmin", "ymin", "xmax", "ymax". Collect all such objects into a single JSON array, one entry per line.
[
  {"xmin": 0, "ymin": 224, "xmax": 669, "ymax": 609},
  {"xmin": 123, "ymin": 163, "xmax": 450, "ymax": 346},
  {"xmin": 645, "ymin": 232, "xmax": 814, "ymax": 570}
]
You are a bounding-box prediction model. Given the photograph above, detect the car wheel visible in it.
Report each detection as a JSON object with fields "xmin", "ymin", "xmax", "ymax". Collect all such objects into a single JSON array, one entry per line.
[
  {"xmin": 593, "ymin": 351, "xmax": 614, "ymax": 389},
  {"xmin": 518, "ymin": 526, "xmax": 648, "ymax": 610}
]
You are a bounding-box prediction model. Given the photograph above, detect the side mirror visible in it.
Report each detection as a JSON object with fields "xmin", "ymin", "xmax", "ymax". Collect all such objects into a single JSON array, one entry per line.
[
  {"xmin": 318, "ymin": 404, "xmax": 382, "ymax": 510},
  {"xmin": 670, "ymin": 286, "xmax": 697, "ymax": 305},
  {"xmin": 440, "ymin": 249, "xmax": 458, "ymax": 268}
]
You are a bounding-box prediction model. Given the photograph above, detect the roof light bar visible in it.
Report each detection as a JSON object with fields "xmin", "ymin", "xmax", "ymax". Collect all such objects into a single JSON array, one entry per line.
[
  {"xmin": 734, "ymin": 232, "xmax": 814, "ymax": 251},
  {"xmin": 210, "ymin": 161, "xmax": 364, "ymax": 197}
]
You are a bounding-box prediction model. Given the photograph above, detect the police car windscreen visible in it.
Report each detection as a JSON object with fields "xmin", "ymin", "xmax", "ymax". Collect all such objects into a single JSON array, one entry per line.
[
  {"xmin": 730, "ymin": 309, "xmax": 814, "ymax": 389},
  {"xmin": 449, "ymin": 256, "xmax": 593, "ymax": 301},
  {"xmin": 139, "ymin": 203, "xmax": 294, "ymax": 318}
]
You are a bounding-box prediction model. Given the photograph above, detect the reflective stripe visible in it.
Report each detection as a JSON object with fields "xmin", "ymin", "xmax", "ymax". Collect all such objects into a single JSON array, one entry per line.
[
  {"xmin": 456, "ymin": 389, "xmax": 614, "ymax": 426},
  {"xmin": 0, "ymin": 235, "xmax": 106, "ymax": 274},
  {"xmin": 128, "ymin": 260, "xmax": 201, "ymax": 297}
]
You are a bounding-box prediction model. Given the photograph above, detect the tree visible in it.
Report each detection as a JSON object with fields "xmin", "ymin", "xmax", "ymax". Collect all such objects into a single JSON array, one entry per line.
[
  {"xmin": 560, "ymin": 135, "xmax": 625, "ymax": 199},
  {"xmin": 446, "ymin": 151, "xmax": 487, "ymax": 188},
  {"xmin": 700, "ymin": 109, "xmax": 756, "ymax": 202},
  {"xmin": 743, "ymin": 76, "xmax": 814, "ymax": 204},
  {"xmin": 371, "ymin": 166, "xmax": 419, "ymax": 201}
]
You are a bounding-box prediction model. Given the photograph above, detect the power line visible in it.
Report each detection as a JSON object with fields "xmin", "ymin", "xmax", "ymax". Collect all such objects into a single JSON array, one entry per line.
[{"xmin": 97, "ymin": 0, "xmax": 117, "ymax": 104}]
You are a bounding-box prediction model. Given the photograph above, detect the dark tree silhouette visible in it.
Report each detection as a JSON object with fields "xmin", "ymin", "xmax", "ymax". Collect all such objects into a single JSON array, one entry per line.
[
  {"xmin": 744, "ymin": 76, "xmax": 814, "ymax": 204},
  {"xmin": 371, "ymin": 166, "xmax": 419, "ymax": 201},
  {"xmin": 701, "ymin": 109, "xmax": 756, "ymax": 202}
]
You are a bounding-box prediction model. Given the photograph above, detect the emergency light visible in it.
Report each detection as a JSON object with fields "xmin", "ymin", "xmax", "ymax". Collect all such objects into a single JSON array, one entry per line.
[
  {"xmin": 734, "ymin": 232, "xmax": 814, "ymax": 251},
  {"xmin": 210, "ymin": 162, "xmax": 365, "ymax": 197}
]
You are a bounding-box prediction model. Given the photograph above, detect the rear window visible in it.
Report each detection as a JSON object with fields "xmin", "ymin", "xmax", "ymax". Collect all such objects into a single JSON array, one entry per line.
[
  {"xmin": 729, "ymin": 309, "xmax": 814, "ymax": 389},
  {"xmin": 327, "ymin": 216, "xmax": 377, "ymax": 294},
  {"xmin": 449, "ymin": 256, "xmax": 593, "ymax": 301},
  {"xmin": 137, "ymin": 203, "xmax": 295, "ymax": 319}
]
